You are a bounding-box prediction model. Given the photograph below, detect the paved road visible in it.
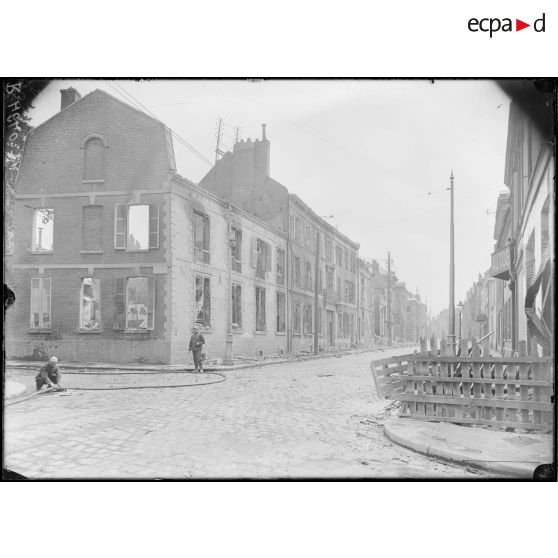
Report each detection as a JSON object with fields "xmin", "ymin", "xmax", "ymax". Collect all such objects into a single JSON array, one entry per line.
[{"xmin": 4, "ymin": 349, "xmax": 486, "ymax": 479}]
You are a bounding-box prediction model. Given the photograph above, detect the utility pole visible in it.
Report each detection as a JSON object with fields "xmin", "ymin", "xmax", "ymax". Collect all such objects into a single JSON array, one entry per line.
[
  {"xmin": 223, "ymin": 205, "xmax": 234, "ymax": 366},
  {"xmin": 387, "ymin": 251, "xmax": 392, "ymax": 346},
  {"xmin": 313, "ymin": 229, "xmax": 320, "ymax": 355},
  {"xmin": 448, "ymin": 170, "xmax": 456, "ymax": 354}
]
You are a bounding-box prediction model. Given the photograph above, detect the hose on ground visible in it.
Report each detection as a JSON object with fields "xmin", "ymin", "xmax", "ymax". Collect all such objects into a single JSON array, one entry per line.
[{"xmin": 5, "ymin": 372, "xmax": 226, "ymax": 406}]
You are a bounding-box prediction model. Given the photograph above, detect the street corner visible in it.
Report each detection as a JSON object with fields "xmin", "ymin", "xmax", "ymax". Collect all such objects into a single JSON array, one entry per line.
[{"xmin": 384, "ymin": 417, "xmax": 554, "ymax": 478}]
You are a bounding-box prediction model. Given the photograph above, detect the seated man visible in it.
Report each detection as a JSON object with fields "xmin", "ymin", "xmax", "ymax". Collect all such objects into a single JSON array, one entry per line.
[{"xmin": 36, "ymin": 356, "xmax": 63, "ymax": 391}]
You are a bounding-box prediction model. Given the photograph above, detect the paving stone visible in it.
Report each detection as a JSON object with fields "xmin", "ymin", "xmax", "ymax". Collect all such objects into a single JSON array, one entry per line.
[{"xmin": 4, "ymin": 349, "xmax": 487, "ymax": 479}]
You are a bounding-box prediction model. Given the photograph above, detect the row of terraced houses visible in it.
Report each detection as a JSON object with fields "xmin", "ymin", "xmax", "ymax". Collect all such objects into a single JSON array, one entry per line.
[{"xmin": 5, "ymin": 88, "xmax": 426, "ymax": 364}]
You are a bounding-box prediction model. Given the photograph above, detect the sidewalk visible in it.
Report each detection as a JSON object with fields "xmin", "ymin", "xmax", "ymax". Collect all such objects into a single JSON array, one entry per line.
[
  {"xmin": 5, "ymin": 344, "xmax": 412, "ymax": 373},
  {"xmin": 385, "ymin": 418, "xmax": 554, "ymax": 478}
]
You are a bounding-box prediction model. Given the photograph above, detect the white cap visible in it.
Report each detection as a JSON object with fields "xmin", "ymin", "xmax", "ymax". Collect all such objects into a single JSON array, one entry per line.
[{"xmin": 49, "ymin": 356, "xmax": 58, "ymax": 364}]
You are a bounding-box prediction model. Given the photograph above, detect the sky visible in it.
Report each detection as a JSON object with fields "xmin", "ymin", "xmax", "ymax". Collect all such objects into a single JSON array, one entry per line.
[{"xmin": 27, "ymin": 79, "xmax": 511, "ymax": 315}]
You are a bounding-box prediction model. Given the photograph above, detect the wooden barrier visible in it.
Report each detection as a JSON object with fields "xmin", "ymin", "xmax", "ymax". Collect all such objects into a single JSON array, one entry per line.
[{"xmin": 370, "ymin": 337, "xmax": 554, "ymax": 432}]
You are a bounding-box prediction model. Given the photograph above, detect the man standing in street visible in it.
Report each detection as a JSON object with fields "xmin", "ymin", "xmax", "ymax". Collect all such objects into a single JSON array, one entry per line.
[
  {"xmin": 35, "ymin": 356, "xmax": 63, "ymax": 391},
  {"xmin": 188, "ymin": 325, "xmax": 206, "ymax": 374}
]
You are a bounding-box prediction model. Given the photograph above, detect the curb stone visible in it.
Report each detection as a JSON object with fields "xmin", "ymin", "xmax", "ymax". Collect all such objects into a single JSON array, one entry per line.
[{"xmin": 384, "ymin": 418, "xmax": 552, "ymax": 478}]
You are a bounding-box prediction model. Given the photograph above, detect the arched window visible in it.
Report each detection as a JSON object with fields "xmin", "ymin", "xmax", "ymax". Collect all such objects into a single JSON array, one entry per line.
[{"xmin": 83, "ymin": 136, "xmax": 106, "ymax": 180}]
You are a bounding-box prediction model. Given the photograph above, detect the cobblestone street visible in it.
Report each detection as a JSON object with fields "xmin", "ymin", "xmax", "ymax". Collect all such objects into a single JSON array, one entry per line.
[{"xmin": 4, "ymin": 348, "xmax": 487, "ymax": 479}]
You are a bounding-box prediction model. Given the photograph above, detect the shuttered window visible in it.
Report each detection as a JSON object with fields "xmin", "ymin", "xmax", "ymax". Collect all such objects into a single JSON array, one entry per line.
[
  {"xmin": 114, "ymin": 205, "xmax": 126, "ymax": 249},
  {"xmin": 30, "ymin": 278, "xmax": 51, "ymax": 329},
  {"xmin": 82, "ymin": 205, "xmax": 103, "ymax": 251},
  {"xmin": 149, "ymin": 204, "xmax": 159, "ymax": 249}
]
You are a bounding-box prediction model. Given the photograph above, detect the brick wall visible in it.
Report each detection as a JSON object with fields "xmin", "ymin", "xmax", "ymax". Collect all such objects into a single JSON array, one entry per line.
[{"xmin": 6, "ymin": 89, "xmax": 173, "ymax": 363}]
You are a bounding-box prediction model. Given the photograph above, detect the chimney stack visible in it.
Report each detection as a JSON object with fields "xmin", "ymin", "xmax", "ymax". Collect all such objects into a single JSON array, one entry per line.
[
  {"xmin": 254, "ymin": 123, "xmax": 270, "ymax": 176},
  {"xmin": 60, "ymin": 87, "xmax": 81, "ymax": 111}
]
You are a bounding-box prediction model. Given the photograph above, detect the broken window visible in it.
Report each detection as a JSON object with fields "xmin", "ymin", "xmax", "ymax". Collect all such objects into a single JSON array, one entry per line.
[
  {"xmin": 254, "ymin": 238, "xmax": 271, "ymax": 279},
  {"xmin": 82, "ymin": 205, "xmax": 103, "ymax": 251},
  {"xmin": 231, "ymin": 227, "xmax": 242, "ymax": 272},
  {"xmin": 276, "ymin": 292, "xmax": 286, "ymax": 332},
  {"xmin": 232, "ymin": 283, "xmax": 242, "ymax": 328},
  {"xmin": 127, "ymin": 205, "xmax": 149, "ymax": 250},
  {"xmin": 83, "ymin": 137, "xmax": 105, "ymax": 180},
  {"xmin": 32, "ymin": 209, "xmax": 54, "ymax": 252},
  {"xmin": 256, "ymin": 286, "xmax": 266, "ymax": 332},
  {"xmin": 123, "ymin": 277, "xmax": 155, "ymax": 330},
  {"xmin": 276, "ymin": 248, "xmax": 285, "ymax": 285},
  {"xmin": 293, "ymin": 302, "xmax": 301, "ymax": 334},
  {"xmin": 30, "ymin": 277, "xmax": 51, "ymax": 329},
  {"xmin": 195, "ymin": 276, "xmax": 211, "ymax": 328},
  {"xmin": 114, "ymin": 204, "xmax": 159, "ymax": 250},
  {"xmin": 293, "ymin": 255, "xmax": 301, "ymax": 287},
  {"xmin": 80, "ymin": 278, "xmax": 101, "ymax": 330},
  {"xmin": 303, "ymin": 304, "xmax": 313, "ymax": 335},
  {"xmin": 194, "ymin": 211, "xmax": 210, "ymax": 263}
]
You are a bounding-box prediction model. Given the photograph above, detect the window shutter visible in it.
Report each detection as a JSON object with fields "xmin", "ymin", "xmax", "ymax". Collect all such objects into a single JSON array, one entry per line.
[
  {"xmin": 30, "ymin": 278, "xmax": 41, "ymax": 327},
  {"xmin": 265, "ymin": 242, "xmax": 272, "ymax": 271},
  {"xmin": 204, "ymin": 215, "xmax": 210, "ymax": 257},
  {"xmin": 113, "ymin": 278, "xmax": 126, "ymax": 329},
  {"xmin": 147, "ymin": 277, "xmax": 155, "ymax": 330},
  {"xmin": 251, "ymin": 237, "xmax": 258, "ymax": 268},
  {"xmin": 114, "ymin": 205, "xmax": 127, "ymax": 249},
  {"xmin": 149, "ymin": 204, "xmax": 160, "ymax": 249},
  {"xmin": 83, "ymin": 205, "xmax": 103, "ymax": 251},
  {"xmin": 42, "ymin": 278, "xmax": 52, "ymax": 329}
]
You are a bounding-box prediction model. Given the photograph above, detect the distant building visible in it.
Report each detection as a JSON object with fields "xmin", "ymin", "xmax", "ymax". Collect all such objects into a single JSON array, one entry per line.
[{"xmin": 199, "ymin": 127, "xmax": 362, "ymax": 352}]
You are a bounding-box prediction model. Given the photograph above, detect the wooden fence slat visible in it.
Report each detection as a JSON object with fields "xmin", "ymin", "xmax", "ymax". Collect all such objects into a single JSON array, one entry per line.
[
  {"xmin": 517, "ymin": 341, "xmax": 530, "ymax": 424},
  {"xmin": 412, "ymin": 356, "xmax": 551, "ymax": 364},
  {"xmin": 494, "ymin": 362, "xmax": 505, "ymax": 422},
  {"xmin": 390, "ymin": 376, "xmax": 551, "ymax": 387},
  {"xmin": 424, "ymin": 338, "xmax": 436, "ymax": 417},
  {"xmin": 506, "ymin": 360, "xmax": 518, "ymax": 424},
  {"xmin": 457, "ymin": 338, "xmax": 469, "ymax": 418},
  {"xmin": 470, "ymin": 338, "xmax": 483, "ymax": 421},
  {"xmin": 405, "ymin": 351, "xmax": 417, "ymax": 415},
  {"xmin": 395, "ymin": 394, "xmax": 553, "ymax": 411},
  {"xmin": 415, "ymin": 338, "xmax": 427, "ymax": 416},
  {"xmin": 437, "ymin": 337, "xmax": 449, "ymax": 418}
]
